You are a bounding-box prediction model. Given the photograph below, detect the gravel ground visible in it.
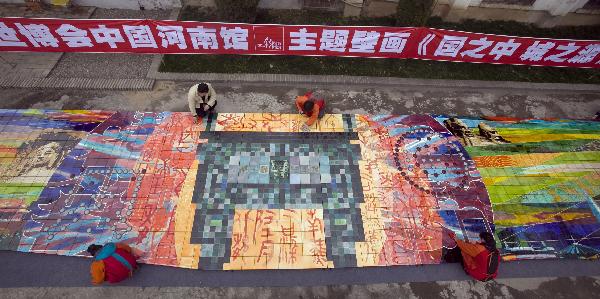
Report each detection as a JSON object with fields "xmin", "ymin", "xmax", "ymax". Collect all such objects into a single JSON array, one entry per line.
[{"xmin": 48, "ymin": 8, "xmax": 172, "ymax": 79}]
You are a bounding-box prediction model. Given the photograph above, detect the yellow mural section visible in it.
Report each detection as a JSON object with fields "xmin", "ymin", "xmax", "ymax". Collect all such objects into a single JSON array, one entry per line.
[
  {"xmin": 174, "ymin": 160, "xmax": 201, "ymax": 269},
  {"xmin": 214, "ymin": 113, "xmax": 345, "ymax": 133},
  {"xmin": 222, "ymin": 209, "xmax": 330, "ymax": 270},
  {"xmin": 354, "ymin": 116, "xmax": 386, "ymax": 266}
]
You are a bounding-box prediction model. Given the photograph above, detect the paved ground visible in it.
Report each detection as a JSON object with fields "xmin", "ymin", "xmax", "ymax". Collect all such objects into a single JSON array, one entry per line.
[
  {"xmin": 1, "ymin": 277, "xmax": 599, "ymax": 299},
  {"xmin": 0, "ymin": 81, "xmax": 599, "ymax": 119},
  {"xmin": 0, "ymin": 6, "xmax": 173, "ymax": 88},
  {"xmin": 1, "ymin": 250, "xmax": 599, "ymax": 298},
  {"xmin": 0, "ymin": 5, "xmax": 94, "ymax": 79},
  {"xmin": 47, "ymin": 8, "xmax": 172, "ymax": 80}
]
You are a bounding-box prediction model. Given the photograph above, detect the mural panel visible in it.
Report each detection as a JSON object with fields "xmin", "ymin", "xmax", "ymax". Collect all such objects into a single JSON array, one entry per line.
[
  {"xmin": 1, "ymin": 109, "xmax": 597, "ymax": 269},
  {"xmin": 436, "ymin": 116, "xmax": 600, "ymax": 260}
]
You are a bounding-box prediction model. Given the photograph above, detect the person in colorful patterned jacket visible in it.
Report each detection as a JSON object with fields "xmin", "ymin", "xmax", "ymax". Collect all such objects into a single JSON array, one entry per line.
[
  {"xmin": 445, "ymin": 230, "xmax": 500, "ymax": 281},
  {"xmin": 87, "ymin": 242, "xmax": 138, "ymax": 284},
  {"xmin": 295, "ymin": 91, "xmax": 325, "ymax": 131}
]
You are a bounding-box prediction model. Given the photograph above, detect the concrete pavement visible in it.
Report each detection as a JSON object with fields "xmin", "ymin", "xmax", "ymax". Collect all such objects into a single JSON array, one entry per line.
[
  {"xmin": 0, "ymin": 5, "xmax": 94, "ymax": 80},
  {"xmin": 0, "ymin": 248, "xmax": 599, "ymax": 298},
  {"xmin": 1, "ymin": 276, "xmax": 599, "ymax": 299},
  {"xmin": 0, "ymin": 80, "xmax": 598, "ymax": 119},
  {"xmin": 0, "ymin": 5, "xmax": 174, "ymax": 90}
]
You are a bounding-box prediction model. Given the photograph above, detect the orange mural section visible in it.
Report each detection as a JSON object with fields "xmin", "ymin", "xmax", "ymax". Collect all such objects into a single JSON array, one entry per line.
[
  {"xmin": 223, "ymin": 209, "xmax": 330, "ymax": 270},
  {"xmin": 127, "ymin": 113, "xmax": 202, "ymax": 266}
]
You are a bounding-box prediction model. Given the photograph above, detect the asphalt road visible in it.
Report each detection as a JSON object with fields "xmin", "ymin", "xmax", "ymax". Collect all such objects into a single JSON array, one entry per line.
[{"xmin": 1, "ymin": 250, "xmax": 600, "ymax": 288}]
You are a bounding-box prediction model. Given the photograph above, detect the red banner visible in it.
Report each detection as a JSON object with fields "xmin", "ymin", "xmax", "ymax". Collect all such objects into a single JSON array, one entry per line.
[{"xmin": 1, "ymin": 17, "xmax": 599, "ymax": 68}]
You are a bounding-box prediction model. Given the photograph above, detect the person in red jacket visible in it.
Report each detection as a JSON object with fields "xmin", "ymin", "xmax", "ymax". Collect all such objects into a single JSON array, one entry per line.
[
  {"xmin": 296, "ymin": 91, "xmax": 325, "ymax": 131},
  {"xmin": 87, "ymin": 242, "xmax": 138, "ymax": 285},
  {"xmin": 445, "ymin": 230, "xmax": 500, "ymax": 281}
]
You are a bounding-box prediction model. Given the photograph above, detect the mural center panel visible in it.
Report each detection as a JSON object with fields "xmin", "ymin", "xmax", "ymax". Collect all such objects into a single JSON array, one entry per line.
[{"xmin": 190, "ymin": 131, "xmax": 365, "ymax": 270}]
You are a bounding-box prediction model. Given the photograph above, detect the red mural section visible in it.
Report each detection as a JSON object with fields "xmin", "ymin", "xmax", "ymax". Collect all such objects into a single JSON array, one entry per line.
[
  {"xmin": 355, "ymin": 115, "xmax": 493, "ymax": 266},
  {"xmin": 126, "ymin": 113, "xmax": 199, "ymax": 266},
  {"xmin": 0, "ymin": 18, "xmax": 598, "ymax": 68}
]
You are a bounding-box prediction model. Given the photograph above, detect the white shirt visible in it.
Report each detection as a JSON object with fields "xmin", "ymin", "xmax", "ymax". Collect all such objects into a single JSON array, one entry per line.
[{"xmin": 187, "ymin": 83, "xmax": 217, "ymax": 116}]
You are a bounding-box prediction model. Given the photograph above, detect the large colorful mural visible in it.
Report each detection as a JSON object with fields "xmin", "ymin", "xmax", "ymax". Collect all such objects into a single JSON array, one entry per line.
[
  {"xmin": 435, "ymin": 116, "xmax": 600, "ymax": 261},
  {"xmin": 0, "ymin": 109, "xmax": 598, "ymax": 270}
]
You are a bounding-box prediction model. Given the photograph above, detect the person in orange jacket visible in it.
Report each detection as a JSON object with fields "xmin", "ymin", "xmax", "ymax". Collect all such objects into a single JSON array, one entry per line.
[
  {"xmin": 87, "ymin": 242, "xmax": 138, "ymax": 285},
  {"xmin": 445, "ymin": 230, "xmax": 500, "ymax": 281},
  {"xmin": 296, "ymin": 91, "xmax": 325, "ymax": 131}
]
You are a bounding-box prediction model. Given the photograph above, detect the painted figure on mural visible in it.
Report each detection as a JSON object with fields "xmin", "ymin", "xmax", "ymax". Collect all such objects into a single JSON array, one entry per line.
[
  {"xmin": 0, "ymin": 131, "xmax": 80, "ymax": 242},
  {"xmin": 188, "ymin": 82, "xmax": 217, "ymax": 123},
  {"xmin": 87, "ymin": 242, "xmax": 139, "ymax": 285},
  {"xmin": 0, "ymin": 132, "xmax": 78, "ymax": 184},
  {"xmin": 295, "ymin": 91, "xmax": 326, "ymax": 132},
  {"xmin": 444, "ymin": 230, "xmax": 500, "ymax": 281}
]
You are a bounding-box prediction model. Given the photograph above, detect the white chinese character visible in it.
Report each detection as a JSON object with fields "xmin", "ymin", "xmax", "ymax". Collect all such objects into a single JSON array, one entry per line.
[
  {"xmin": 90, "ymin": 25, "xmax": 125, "ymax": 49},
  {"xmin": 520, "ymin": 41, "xmax": 555, "ymax": 62},
  {"xmin": 418, "ymin": 33, "xmax": 435, "ymax": 56},
  {"xmin": 15, "ymin": 23, "xmax": 59, "ymax": 48},
  {"xmin": 378, "ymin": 32, "xmax": 411, "ymax": 54},
  {"xmin": 568, "ymin": 44, "xmax": 600, "ymax": 64},
  {"xmin": 460, "ymin": 37, "xmax": 493, "ymax": 59},
  {"xmin": 489, "ymin": 39, "xmax": 521, "ymax": 60},
  {"xmin": 123, "ymin": 25, "xmax": 157, "ymax": 49},
  {"xmin": 55, "ymin": 24, "xmax": 93, "ymax": 48},
  {"xmin": 187, "ymin": 26, "xmax": 218, "ymax": 50},
  {"xmin": 0, "ymin": 22, "xmax": 26, "ymax": 47},
  {"xmin": 544, "ymin": 42, "xmax": 580, "ymax": 63},
  {"xmin": 220, "ymin": 27, "xmax": 248, "ymax": 50},
  {"xmin": 320, "ymin": 29, "xmax": 349, "ymax": 52},
  {"xmin": 156, "ymin": 25, "xmax": 187, "ymax": 49},
  {"xmin": 257, "ymin": 37, "xmax": 282, "ymax": 50},
  {"xmin": 349, "ymin": 30, "xmax": 380, "ymax": 53},
  {"xmin": 289, "ymin": 28, "xmax": 317, "ymax": 51},
  {"xmin": 434, "ymin": 35, "xmax": 468, "ymax": 57}
]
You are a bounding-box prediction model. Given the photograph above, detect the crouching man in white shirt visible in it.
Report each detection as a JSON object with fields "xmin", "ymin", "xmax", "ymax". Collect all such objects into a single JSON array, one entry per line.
[{"xmin": 188, "ymin": 82, "xmax": 217, "ymax": 123}]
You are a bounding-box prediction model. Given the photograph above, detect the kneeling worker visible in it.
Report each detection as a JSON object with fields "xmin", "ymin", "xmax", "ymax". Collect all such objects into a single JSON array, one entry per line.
[
  {"xmin": 87, "ymin": 242, "xmax": 138, "ymax": 285},
  {"xmin": 296, "ymin": 91, "xmax": 325, "ymax": 131},
  {"xmin": 445, "ymin": 230, "xmax": 500, "ymax": 281}
]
